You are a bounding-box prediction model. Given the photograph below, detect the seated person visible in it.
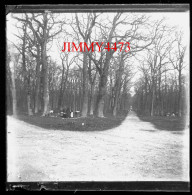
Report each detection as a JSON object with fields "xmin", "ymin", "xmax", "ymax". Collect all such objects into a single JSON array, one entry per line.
[{"xmin": 66, "ymin": 107, "xmax": 71, "ymax": 118}]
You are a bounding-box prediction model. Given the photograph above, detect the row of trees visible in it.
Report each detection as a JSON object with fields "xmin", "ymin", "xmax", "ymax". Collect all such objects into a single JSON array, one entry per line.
[
  {"xmin": 132, "ymin": 28, "xmax": 188, "ymax": 117},
  {"xmin": 6, "ymin": 12, "xmax": 188, "ymax": 117}
]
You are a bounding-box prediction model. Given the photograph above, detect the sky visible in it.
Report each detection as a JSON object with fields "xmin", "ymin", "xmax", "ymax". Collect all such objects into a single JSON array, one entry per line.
[
  {"xmin": 6, "ymin": 11, "xmax": 189, "ymax": 59},
  {"xmin": 6, "ymin": 11, "xmax": 190, "ymax": 96}
]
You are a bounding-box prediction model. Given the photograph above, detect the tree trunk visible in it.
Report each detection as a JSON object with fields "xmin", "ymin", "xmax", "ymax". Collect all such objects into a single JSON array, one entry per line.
[
  {"xmin": 95, "ymin": 52, "xmax": 113, "ymax": 117},
  {"xmin": 21, "ymin": 23, "xmax": 28, "ymax": 113},
  {"xmin": 10, "ymin": 60, "xmax": 17, "ymax": 116},
  {"xmin": 89, "ymin": 83, "xmax": 94, "ymax": 115},
  {"xmin": 23, "ymin": 65, "xmax": 33, "ymax": 116},
  {"xmin": 34, "ymin": 58, "xmax": 41, "ymax": 114},
  {"xmin": 158, "ymin": 74, "xmax": 162, "ymax": 116},
  {"xmin": 150, "ymin": 76, "xmax": 155, "ymax": 116},
  {"xmin": 61, "ymin": 66, "xmax": 69, "ymax": 109},
  {"xmin": 81, "ymin": 52, "xmax": 89, "ymax": 117},
  {"xmin": 112, "ymin": 58, "xmax": 124, "ymax": 117},
  {"xmin": 27, "ymin": 73, "xmax": 33, "ymax": 115},
  {"xmin": 88, "ymin": 60, "xmax": 97, "ymax": 116},
  {"xmin": 178, "ymin": 70, "xmax": 182, "ymax": 117},
  {"xmin": 6, "ymin": 57, "xmax": 13, "ymax": 113},
  {"xmin": 144, "ymin": 76, "xmax": 148, "ymax": 114},
  {"xmin": 95, "ymin": 73, "xmax": 107, "ymax": 117},
  {"xmin": 27, "ymin": 94, "xmax": 33, "ymax": 115},
  {"xmin": 112, "ymin": 84, "xmax": 121, "ymax": 117},
  {"xmin": 42, "ymin": 51, "xmax": 49, "ymax": 116},
  {"xmin": 6, "ymin": 75, "xmax": 12, "ymax": 113},
  {"xmin": 42, "ymin": 13, "xmax": 49, "ymax": 116},
  {"xmin": 58, "ymin": 63, "xmax": 65, "ymax": 109}
]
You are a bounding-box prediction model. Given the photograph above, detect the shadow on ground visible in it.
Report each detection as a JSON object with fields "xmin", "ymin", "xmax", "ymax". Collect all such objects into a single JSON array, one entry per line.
[
  {"xmin": 137, "ymin": 114, "xmax": 187, "ymax": 131},
  {"xmin": 15, "ymin": 114, "xmax": 127, "ymax": 132}
]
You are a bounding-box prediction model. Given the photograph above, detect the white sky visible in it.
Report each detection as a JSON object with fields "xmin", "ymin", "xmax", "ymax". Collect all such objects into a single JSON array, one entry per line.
[
  {"xmin": 6, "ymin": 11, "xmax": 189, "ymax": 58},
  {"xmin": 6, "ymin": 11, "xmax": 190, "ymax": 96}
]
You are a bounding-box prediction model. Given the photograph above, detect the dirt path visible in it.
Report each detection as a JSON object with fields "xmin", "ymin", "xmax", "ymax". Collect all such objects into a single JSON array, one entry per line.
[{"xmin": 7, "ymin": 111, "xmax": 189, "ymax": 182}]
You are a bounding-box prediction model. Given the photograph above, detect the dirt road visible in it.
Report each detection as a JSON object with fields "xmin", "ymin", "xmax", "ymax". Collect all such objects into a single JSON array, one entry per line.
[{"xmin": 7, "ymin": 111, "xmax": 189, "ymax": 181}]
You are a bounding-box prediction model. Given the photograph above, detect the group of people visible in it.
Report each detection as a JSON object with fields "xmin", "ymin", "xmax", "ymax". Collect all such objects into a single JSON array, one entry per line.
[
  {"xmin": 60, "ymin": 107, "xmax": 72, "ymax": 118},
  {"xmin": 47, "ymin": 108, "xmax": 80, "ymax": 118},
  {"xmin": 165, "ymin": 112, "xmax": 178, "ymax": 117},
  {"xmin": 60, "ymin": 108, "xmax": 80, "ymax": 118}
]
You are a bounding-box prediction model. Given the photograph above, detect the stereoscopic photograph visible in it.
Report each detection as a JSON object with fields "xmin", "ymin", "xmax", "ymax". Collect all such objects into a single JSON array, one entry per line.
[{"xmin": 6, "ymin": 4, "xmax": 189, "ymax": 191}]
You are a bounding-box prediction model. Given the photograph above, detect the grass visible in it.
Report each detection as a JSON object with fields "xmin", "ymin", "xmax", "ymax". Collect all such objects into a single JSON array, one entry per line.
[
  {"xmin": 11, "ymin": 112, "xmax": 188, "ymax": 132},
  {"xmin": 137, "ymin": 114, "xmax": 187, "ymax": 131},
  {"xmin": 16, "ymin": 115, "xmax": 127, "ymax": 132}
]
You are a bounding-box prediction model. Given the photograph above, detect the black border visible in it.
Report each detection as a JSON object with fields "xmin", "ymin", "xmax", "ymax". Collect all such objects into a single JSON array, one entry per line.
[
  {"xmin": 4, "ymin": 3, "xmax": 190, "ymax": 192},
  {"xmin": 5, "ymin": 4, "xmax": 190, "ymax": 13},
  {"xmin": 5, "ymin": 181, "xmax": 190, "ymax": 191}
]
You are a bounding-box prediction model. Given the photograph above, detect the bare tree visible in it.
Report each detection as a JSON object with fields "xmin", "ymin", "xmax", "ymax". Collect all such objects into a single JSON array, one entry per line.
[
  {"xmin": 9, "ymin": 18, "xmax": 33, "ymax": 115},
  {"xmin": 139, "ymin": 21, "xmax": 175, "ymax": 116},
  {"xmin": 57, "ymin": 51, "xmax": 76, "ymax": 110},
  {"xmin": 87, "ymin": 13, "xmax": 154, "ymax": 117},
  {"xmin": 8, "ymin": 46, "xmax": 20, "ymax": 116},
  {"xmin": 169, "ymin": 32, "xmax": 187, "ymax": 117},
  {"xmin": 12, "ymin": 12, "xmax": 64, "ymax": 116},
  {"xmin": 87, "ymin": 52, "xmax": 98, "ymax": 115},
  {"xmin": 75, "ymin": 13, "xmax": 98, "ymax": 117}
]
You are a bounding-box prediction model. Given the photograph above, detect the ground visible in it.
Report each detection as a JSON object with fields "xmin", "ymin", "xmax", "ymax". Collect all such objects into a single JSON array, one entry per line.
[{"xmin": 7, "ymin": 111, "xmax": 189, "ymax": 182}]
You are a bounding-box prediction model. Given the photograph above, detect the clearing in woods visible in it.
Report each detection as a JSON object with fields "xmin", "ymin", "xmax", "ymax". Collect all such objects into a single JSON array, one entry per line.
[{"xmin": 7, "ymin": 111, "xmax": 189, "ymax": 181}]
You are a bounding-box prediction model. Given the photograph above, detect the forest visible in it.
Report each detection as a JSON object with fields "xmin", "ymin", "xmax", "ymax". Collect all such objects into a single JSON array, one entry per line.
[{"xmin": 6, "ymin": 12, "xmax": 189, "ymax": 119}]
